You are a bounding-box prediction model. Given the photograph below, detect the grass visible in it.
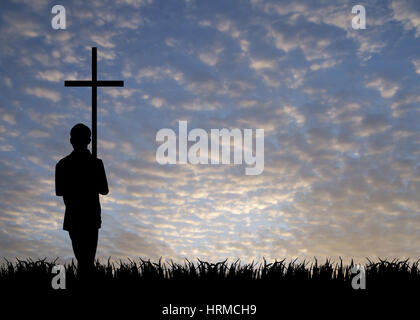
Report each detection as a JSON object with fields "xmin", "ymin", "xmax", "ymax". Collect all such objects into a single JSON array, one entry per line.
[
  {"xmin": 1, "ymin": 257, "xmax": 417, "ymax": 318},
  {"xmin": 1, "ymin": 258, "xmax": 413, "ymax": 320},
  {"xmin": 1, "ymin": 257, "xmax": 419, "ymax": 291}
]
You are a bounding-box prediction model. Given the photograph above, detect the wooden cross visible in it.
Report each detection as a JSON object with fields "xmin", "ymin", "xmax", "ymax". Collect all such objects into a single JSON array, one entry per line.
[{"xmin": 64, "ymin": 47, "xmax": 124, "ymax": 158}]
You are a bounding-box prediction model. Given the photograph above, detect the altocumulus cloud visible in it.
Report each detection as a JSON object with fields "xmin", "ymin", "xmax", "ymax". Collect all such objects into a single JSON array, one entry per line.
[{"xmin": 0, "ymin": 0, "xmax": 419, "ymax": 263}]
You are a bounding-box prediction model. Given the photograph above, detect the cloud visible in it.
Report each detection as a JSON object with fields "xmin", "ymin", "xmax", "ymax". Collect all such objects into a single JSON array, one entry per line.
[
  {"xmin": 99, "ymin": 140, "xmax": 117, "ymax": 150},
  {"xmin": 2, "ymin": 113, "xmax": 16, "ymax": 125},
  {"xmin": 2, "ymin": 13, "xmax": 43, "ymax": 38},
  {"xmin": 116, "ymin": 14, "xmax": 142, "ymax": 29},
  {"xmin": 165, "ymin": 38, "xmax": 178, "ymax": 47},
  {"xmin": 136, "ymin": 67, "xmax": 183, "ymax": 83},
  {"xmin": 199, "ymin": 52, "xmax": 219, "ymax": 66},
  {"xmin": 0, "ymin": 144, "xmax": 14, "ymax": 152},
  {"xmin": 365, "ymin": 77, "xmax": 399, "ymax": 98},
  {"xmin": 182, "ymin": 99, "xmax": 220, "ymax": 111},
  {"xmin": 28, "ymin": 130, "xmax": 50, "ymax": 138},
  {"xmin": 250, "ymin": 59, "xmax": 276, "ymax": 70},
  {"xmin": 104, "ymin": 88, "xmax": 137, "ymax": 98},
  {"xmin": 391, "ymin": 93, "xmax": 420, "ymax": 117},
  {"xmin": 24, "ymin": 87, "xmax": 61, "ymax": 102},
  {"xmin": 267, "ymin": 27, "xmax": 299, "ymax": 53},
  {"xmin": 412, "ymin": 59, "xmax": 420, "ymax": 73},
  {"xmin": 91, "ymin": 34, "xmax": 116, "ymax": 48},
  {"xmin": 310, "ymin": 59, "xmax": 340, "ymax": 71},
  {"xmin": 359, "ymin": 113, "xmax": 391, "ymax": 136},
  {"xmin": 0, "ymin": 0, "xmax": 419, "ymax": 263},
  {"xmin": 150, "ymin": 97, "xmax": 165, "ymax": 108},
  {"xmin": 392, "ymin": 0, "xmax": 420, "ymax": 37},
  {"xmin": 116, "ymin": 0, "xmax": 153, "ymax": 8},
  {"xmin": 97, "ymin": 50, "xmax": 116, "ymax": 60},
  {"xmin": 238, "ymin": 100, "xmax": 258, "ymax": 109},
  {"xmin": 37, "ymin": 70, "xmax": 65, "ymax": 82},
  {"xmin": 3, "ymin": 77, "xmax": 12, "ymax": 88}
]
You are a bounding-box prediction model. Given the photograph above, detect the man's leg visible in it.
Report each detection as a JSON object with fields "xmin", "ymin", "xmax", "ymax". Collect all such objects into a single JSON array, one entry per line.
[
  {"xmin": 69, "ymin": 228, "xmax": 98, "ymax": 281},
  {"xmin": 86, "ymin": 228, "xmax": 99, "ymax": 275},
  {"xmin": 69, "ymin": 229, "xmax": 86, "ymax": 279}
]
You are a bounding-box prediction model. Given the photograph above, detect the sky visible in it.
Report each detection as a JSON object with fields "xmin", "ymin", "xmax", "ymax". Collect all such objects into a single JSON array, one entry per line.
[{"xmin": 0, "ymin": 0, "xmax": 419, "ymax": 264}]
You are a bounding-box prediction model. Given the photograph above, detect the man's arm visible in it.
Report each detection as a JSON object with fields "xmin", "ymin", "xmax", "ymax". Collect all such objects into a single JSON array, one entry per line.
[
  {"xmin": 97, "ymin": 159, "xmax": 109, "ymax": 195},
  {"xmin": 55, "ymin": 161, "xmax": 64, "ymax": 196}
]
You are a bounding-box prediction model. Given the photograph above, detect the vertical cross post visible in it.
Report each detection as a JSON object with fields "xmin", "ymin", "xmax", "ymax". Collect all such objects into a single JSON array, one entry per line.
[
  {"xmin": 92, "ymin": 47, "xmax": 97, "ymax": 159},
  {"xmin": 64, "ymin": 47, "xmax": 124, "ymax": 158}
]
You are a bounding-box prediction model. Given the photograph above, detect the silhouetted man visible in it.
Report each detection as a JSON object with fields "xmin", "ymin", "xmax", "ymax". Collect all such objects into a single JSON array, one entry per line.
[{"xmin": 55, "ymin": 123, "xmax": 109, "ymax": 280}]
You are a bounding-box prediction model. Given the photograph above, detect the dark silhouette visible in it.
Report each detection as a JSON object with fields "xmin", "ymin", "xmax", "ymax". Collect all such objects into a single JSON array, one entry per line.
[
  {"xmin": 55, "ymin": 123, "xmax": 108, "ymax": 280},
  {"xmin": 61, "ymin": 48, "xmax": 122, "ymax": 283}
]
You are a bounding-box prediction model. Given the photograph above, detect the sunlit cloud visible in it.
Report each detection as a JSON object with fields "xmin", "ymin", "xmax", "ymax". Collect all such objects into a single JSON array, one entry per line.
[{"xmin": 0, "ymin": 0, "xmax": 419, "ymax": 264}]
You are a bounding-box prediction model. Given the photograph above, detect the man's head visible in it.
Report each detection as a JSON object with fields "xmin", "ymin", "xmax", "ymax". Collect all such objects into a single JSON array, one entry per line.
[{"xmin": 70, "ymin": 123, "xmax": 91, "ymax": 151}]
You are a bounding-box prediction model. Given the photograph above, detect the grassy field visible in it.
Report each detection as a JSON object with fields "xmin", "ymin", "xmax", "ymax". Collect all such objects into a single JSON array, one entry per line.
[
  {"xmin": 1, "ymin": 257, "xmax": 416, "ymax": 317},
  {"xmin": 1, "ymin": 257, "xmax": 419, "ymax": 290}
]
